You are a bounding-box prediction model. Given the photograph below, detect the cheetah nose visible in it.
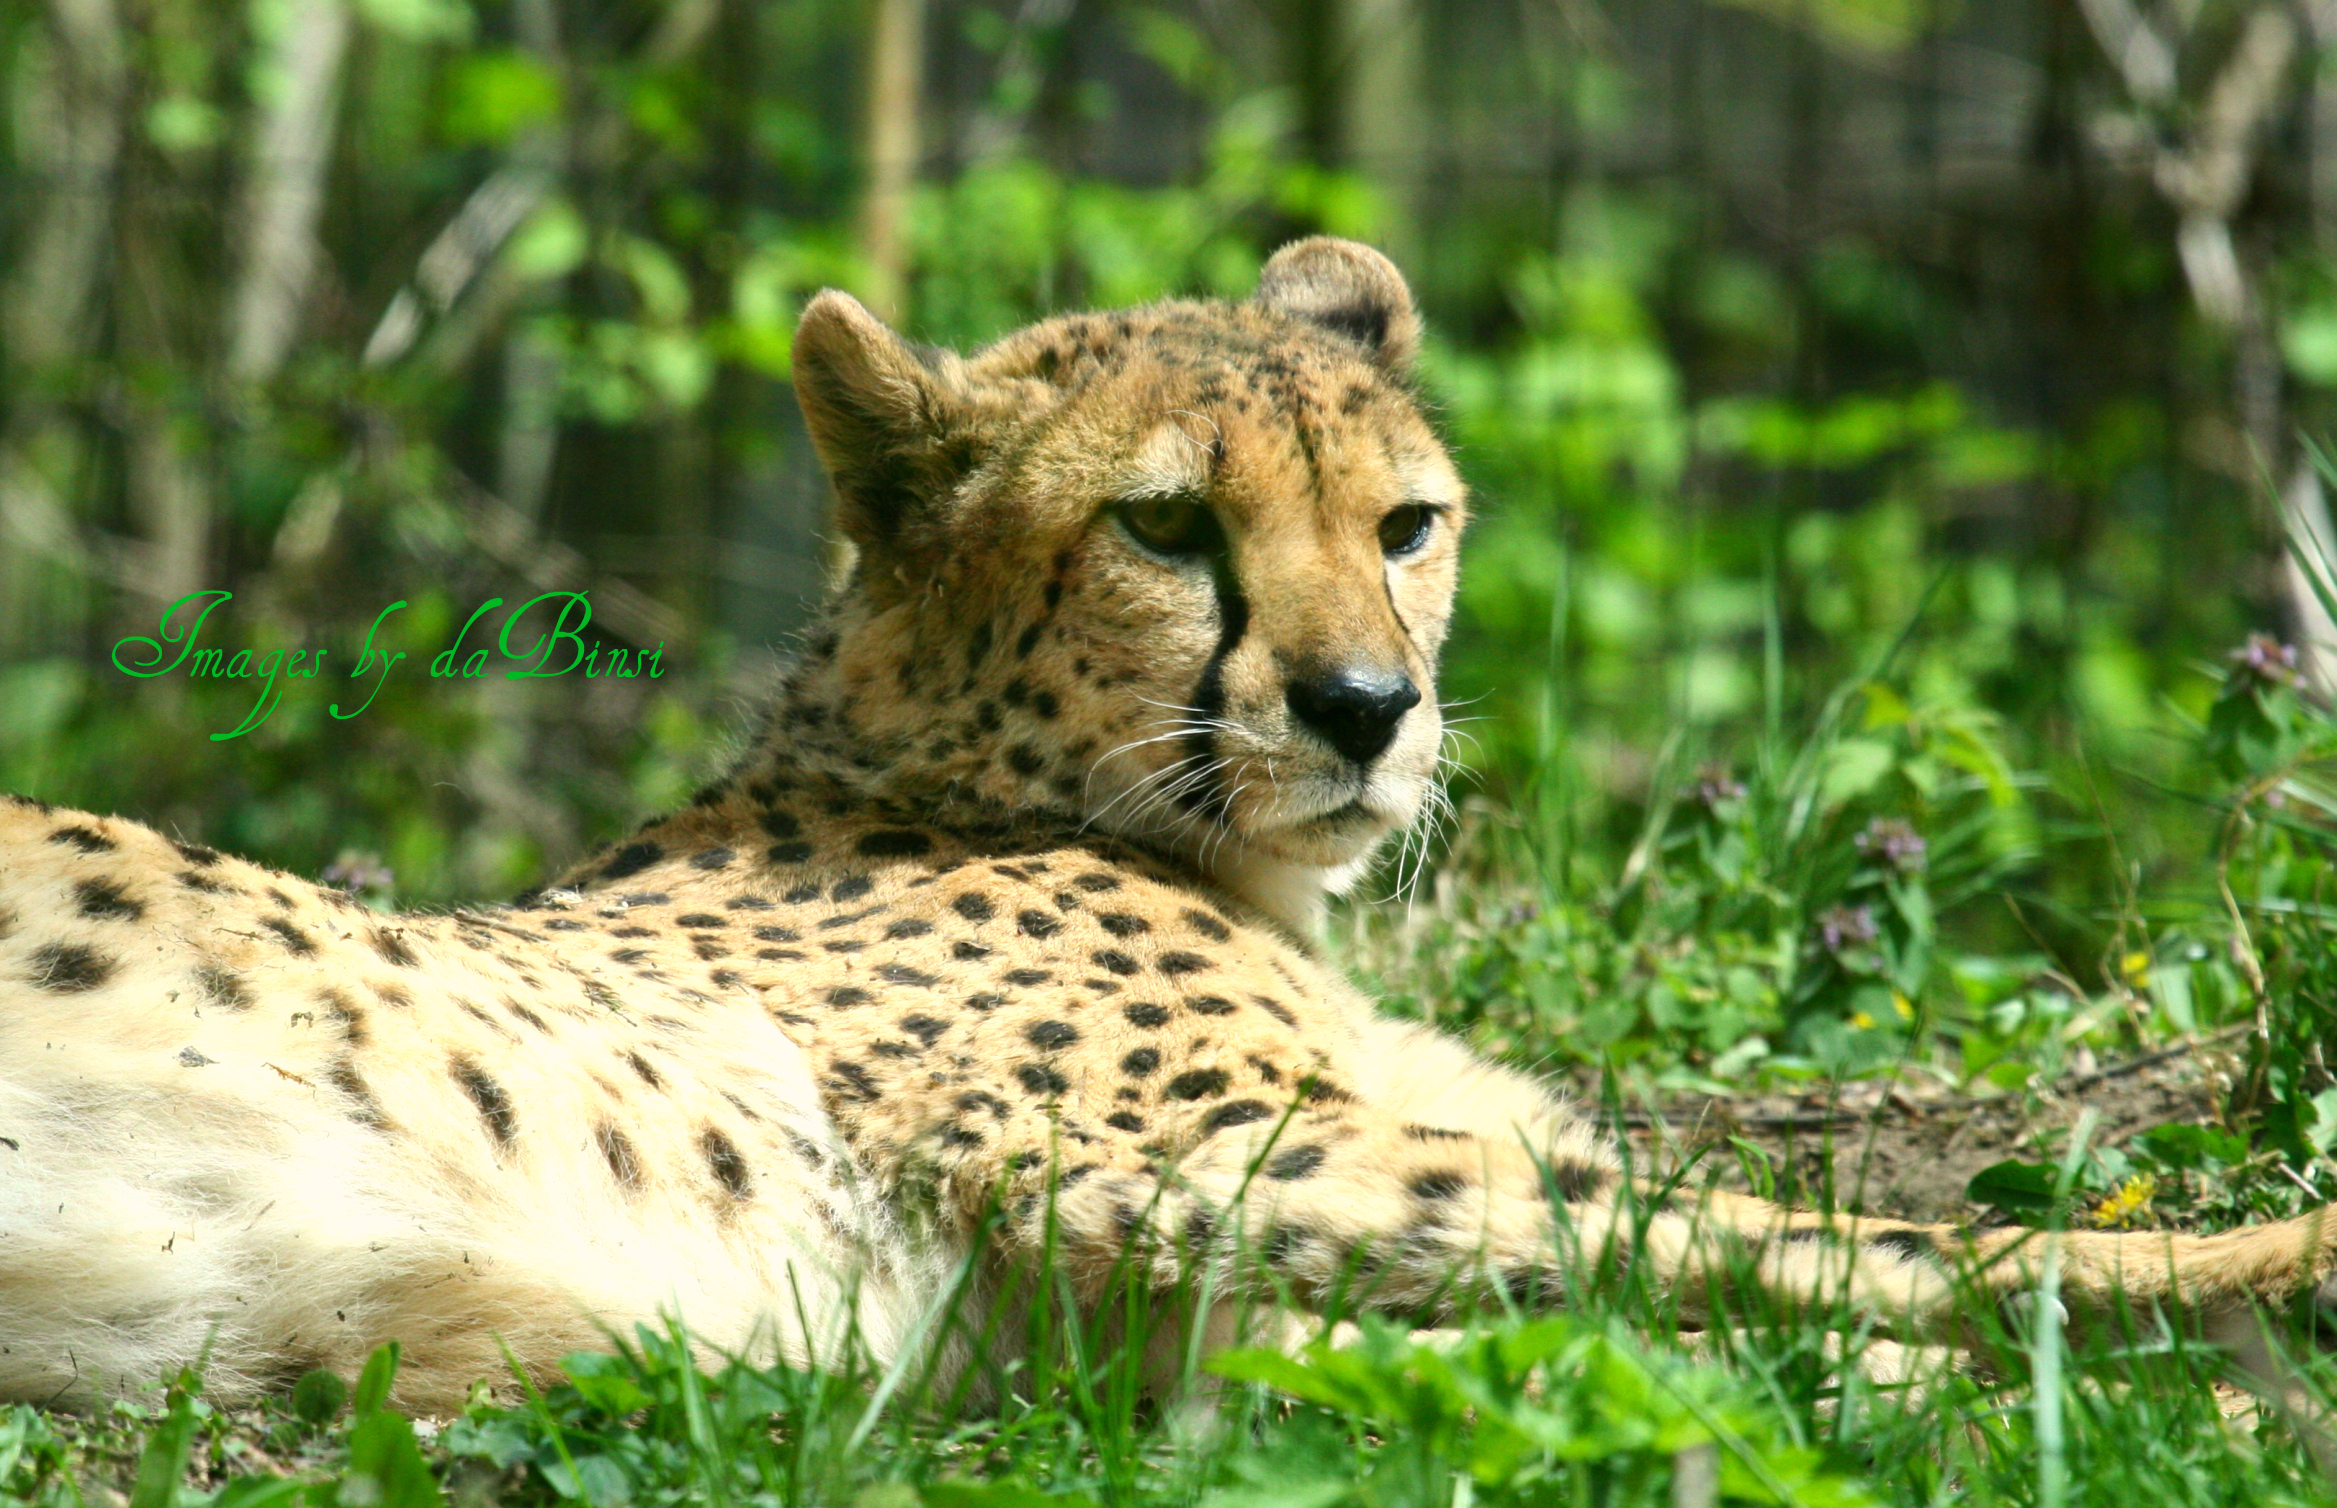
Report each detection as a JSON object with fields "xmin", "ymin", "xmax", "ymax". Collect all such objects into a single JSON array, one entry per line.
[{"xmin": 1285, "ymin": 666, "xmax": 1420, "ymax": 765}]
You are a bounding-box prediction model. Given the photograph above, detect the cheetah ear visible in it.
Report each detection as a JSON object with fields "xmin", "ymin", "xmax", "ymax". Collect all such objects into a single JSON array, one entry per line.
[
  {"xmin": 1253, "ymin": 237, "xmax": 1420, "ymax": 377},
  {"xmin": 792, "ymin": 289, "xmax": 974, "ymax": 552}
]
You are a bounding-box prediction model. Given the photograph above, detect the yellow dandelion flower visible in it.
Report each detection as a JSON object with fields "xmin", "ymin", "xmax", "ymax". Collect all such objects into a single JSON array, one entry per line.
[{"xmin": 2090, "ymin": 1174, "xmax": 2156, "ymax": 1229}]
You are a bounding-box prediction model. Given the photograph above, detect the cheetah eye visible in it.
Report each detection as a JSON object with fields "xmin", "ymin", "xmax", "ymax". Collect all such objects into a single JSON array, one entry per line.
[
  {"xmin": 1379, "ymin": 504, "xmax": 1437, "ymax": 557},
  {"xmin": 1118, "ymin": 493, "xmax": 1221, "ymax": 558}
]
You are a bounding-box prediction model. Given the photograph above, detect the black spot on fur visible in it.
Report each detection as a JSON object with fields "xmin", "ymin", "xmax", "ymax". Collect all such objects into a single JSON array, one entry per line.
[
  {"xmin": 195, "ymin": 962, "xmax": 251, "ymax": 1009},
  {"xmin": 601, "ymin": 841, "xmax": 663, "ymax": 881},
  {"xmin": 73, "ymin": 878, "xmax": 141, "ymax": 922},
  {"xmin": 1015, "ymin": 622, "xmax": 1044, "ymax": 658},
  {"xmin": 953, "ymin": 940, "xmax": 992, "ymax": 960},
  {"xmin": 753, "ymin": 925, "xmax": 802, "ymax": 942},
  {"xmin": 258, "ymin": 916, "xmax": 316, "ymax": 956},
  {"xmin": 176, "ymin": 870, "xmax": 226, "ymax": 894},
  {"xmin": 966, "ymin": 991, "xmax": 1006, "ymax": 1011},
  {"xmin": 1410, "ymin": 1171, "xmax": 1471, "ymax": 1200},
  {"xmin": 1866, "ymin": 1229, "xmax": 1933, "ymax": 1261},
  {"xmin": 1268, "ymin": 1145, "xmax": 1325, "ymax": 1180},
  {"xmin": 1254, "ymin": 997, "xmax": 1299, "ymax": 1028},
  {"xmin": 1123, "ymin": 1001, "xmax": 1170, "ymax": 1028},
  {"xmin": 826, "ymin": 986, "xmax": 875, "ymax": 1007},
  {"xmin": 860, "ymin": 829, "xmax": 933, "ymax": 858},
  {"xmin": 1157, "ymin": 951, "xmax": 1209, "ymax": 976},
  {"xmin": 900, "ymin": 1014, "xmax": 949, "ymax": 1046},
  {"xmin": 1166, "ymin": 1068, "xmax": 1229, "ymax": 1100},
  {"xmin": 371, "ymin": 929, "xmax": 417, "ymax": 967},
  {"xmin": 768, "ymin": 841, "xmax": 814, "ymax": 864},
  {"xmin": 1073, "ymin": 873, "xmax": 1121, "ymax": 892},
  {"xmin": 1202, "ymin": 1100, "xmax": 1273, "ymax": 1134},
  {"xmin": 1189, "ymin": 994, "xmax": 1237, "ymax": 1016},
  {"xmin": 1017, "ymin": 909, "xmax": 1063, "ymax": 939},
  {"xmin": 1121, "ymin": 1047, "xmax": 1161, "ymax": 1076},
  {"xmin": 626, "ymin": 1051, "xmax": 663, "ymax": 1089},
  {"xmin": 30, "ymin": 943, "xmax": 112, "ymax": 992},
  {"xmin": 1098, "ymin": 913, "xmax": 1149, "ymax": 938},
  {"xmin": 1026, "ymin": 1020, "xmax": 1081, "ymax": 1050},
  {"xmin": 1181, "ymin": 908, "xmax": 1232, "ymax": 942},
  {"xmin": 877, "ymin": 963, "xmax": 938, "ymax": 988},
  {"xmin": 676, "ymin": 913, "xmax": 726, "ymax": 929},
  {"xmin": 598, "ymin": 1125, "xmax": 644, "ymax": 1190},
  {"xmin": 830, "ymin": 1061, "xmax": 882, "ymax": 1101},
  {"xmin": 452, "ymin": 1059, "xmax": 517, "ymax": 1146},
  {"xmin": 702, "ymin": 1129, "xmax": 752, "ymax": 1197},
  {"xmin": 953, "ymin": 893, "xmax": 995, "ymax": 923},
  {"xmin": 1547, "ymin": 1159, "xmax": 1612, "ymax": 1201},
  {"xmin": 1017, "ymin": 1063, "xmax": 1070, "ymax": 1096},
  {"xmin": 832, "ymin": 875, "xmax": 875, "ymax": 903},
  {"xmin": 49, "ymin": 825, "xmax": 114, "ymax": 853},
  {"xmin": 1106, "ymin": 1111, "xmax": 1146, "ymax": 1132},
  {"xmin": 1092, "ymin": 949, "xmax": 1140, "ymax": 976},
  {"xmin": 316, "ymin": 1059, "xmax": 384, "ymax": 1132},
  {"xmin": 1003, "ymin": 968, "xmax": 1052, "ymax": 987},
  {"xmin": 886, "ymin": 918, "xmax": 935, "ymax": 939},
  {"xmin": 1405, "ymin": 1125, "xmax": 1472, "ymax": 1142},
  {"xmin": 173, "ymin": 841, "xmax": 220, "ymax": 865},
  {"xmin": 691, "ymin": 847, "xmax": 736, "ymax": 871}
]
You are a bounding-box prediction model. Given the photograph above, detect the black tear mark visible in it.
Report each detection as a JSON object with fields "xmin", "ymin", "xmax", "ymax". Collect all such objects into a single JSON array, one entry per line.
[
  {"xmin": 1178, "ymin": 564, "xmax": 1250, "ymax": 823},
  {"xmin": 452, "ymin": 1058, "xmax": 518, "ymax": 1147}
]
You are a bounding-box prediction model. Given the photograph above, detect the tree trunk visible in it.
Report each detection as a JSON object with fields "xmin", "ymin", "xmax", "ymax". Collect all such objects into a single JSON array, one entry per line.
[
  {"xmin": 227, "ymin": 0, "xmax": 350, "ymax": 385},
  {"xmin": 857, "ymin": 0, "xmax": 925, "ymax": 323}
]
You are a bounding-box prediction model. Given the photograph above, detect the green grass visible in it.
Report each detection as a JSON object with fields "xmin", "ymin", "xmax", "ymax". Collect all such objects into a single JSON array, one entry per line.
[{"xmin": 19, "ymin": 589, "xmax": 2337, "ymax": 1508}]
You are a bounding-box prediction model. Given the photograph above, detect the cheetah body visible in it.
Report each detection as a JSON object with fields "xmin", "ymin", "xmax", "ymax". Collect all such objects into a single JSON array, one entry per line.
[{"xmin": 6, "ymin": 240, "xmax": 2336, "ymax": 1410}]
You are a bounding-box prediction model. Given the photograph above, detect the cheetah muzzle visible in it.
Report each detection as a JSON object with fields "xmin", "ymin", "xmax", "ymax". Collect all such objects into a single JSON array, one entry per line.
[{"xmin": 3, "ymin": 238, "xmax": 2335, "ymax": 1412}]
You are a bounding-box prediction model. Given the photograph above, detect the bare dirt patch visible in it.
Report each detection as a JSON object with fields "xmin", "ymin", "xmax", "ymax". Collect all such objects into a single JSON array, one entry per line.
[{"xmin": 1601, "ymin": 1038, "xmax": 2241, "ymax": 1222}]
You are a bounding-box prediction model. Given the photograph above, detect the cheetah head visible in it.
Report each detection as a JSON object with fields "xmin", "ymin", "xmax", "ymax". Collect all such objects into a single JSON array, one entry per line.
[{"xmin": 789, "ymin": 238, "xmax": 1464, "ymax": 923}]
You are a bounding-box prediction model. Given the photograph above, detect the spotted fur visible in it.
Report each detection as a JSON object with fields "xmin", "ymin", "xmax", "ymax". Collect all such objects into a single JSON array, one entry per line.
[{"xmin": 3, "ymin": 239, "xmax": 2332, "ymax": 1411}]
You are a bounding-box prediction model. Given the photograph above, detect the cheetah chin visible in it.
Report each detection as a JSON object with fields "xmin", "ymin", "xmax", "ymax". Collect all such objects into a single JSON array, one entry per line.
[{"xmin": 5, "ymin": 237, "xmax": 2337, "ymax": 1413}]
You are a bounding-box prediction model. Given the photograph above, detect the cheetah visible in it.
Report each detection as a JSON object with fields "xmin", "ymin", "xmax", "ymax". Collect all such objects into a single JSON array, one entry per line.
[{"xmin": 4, "ymin": 238, "xmax": 2334, "ymax": 1412}]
